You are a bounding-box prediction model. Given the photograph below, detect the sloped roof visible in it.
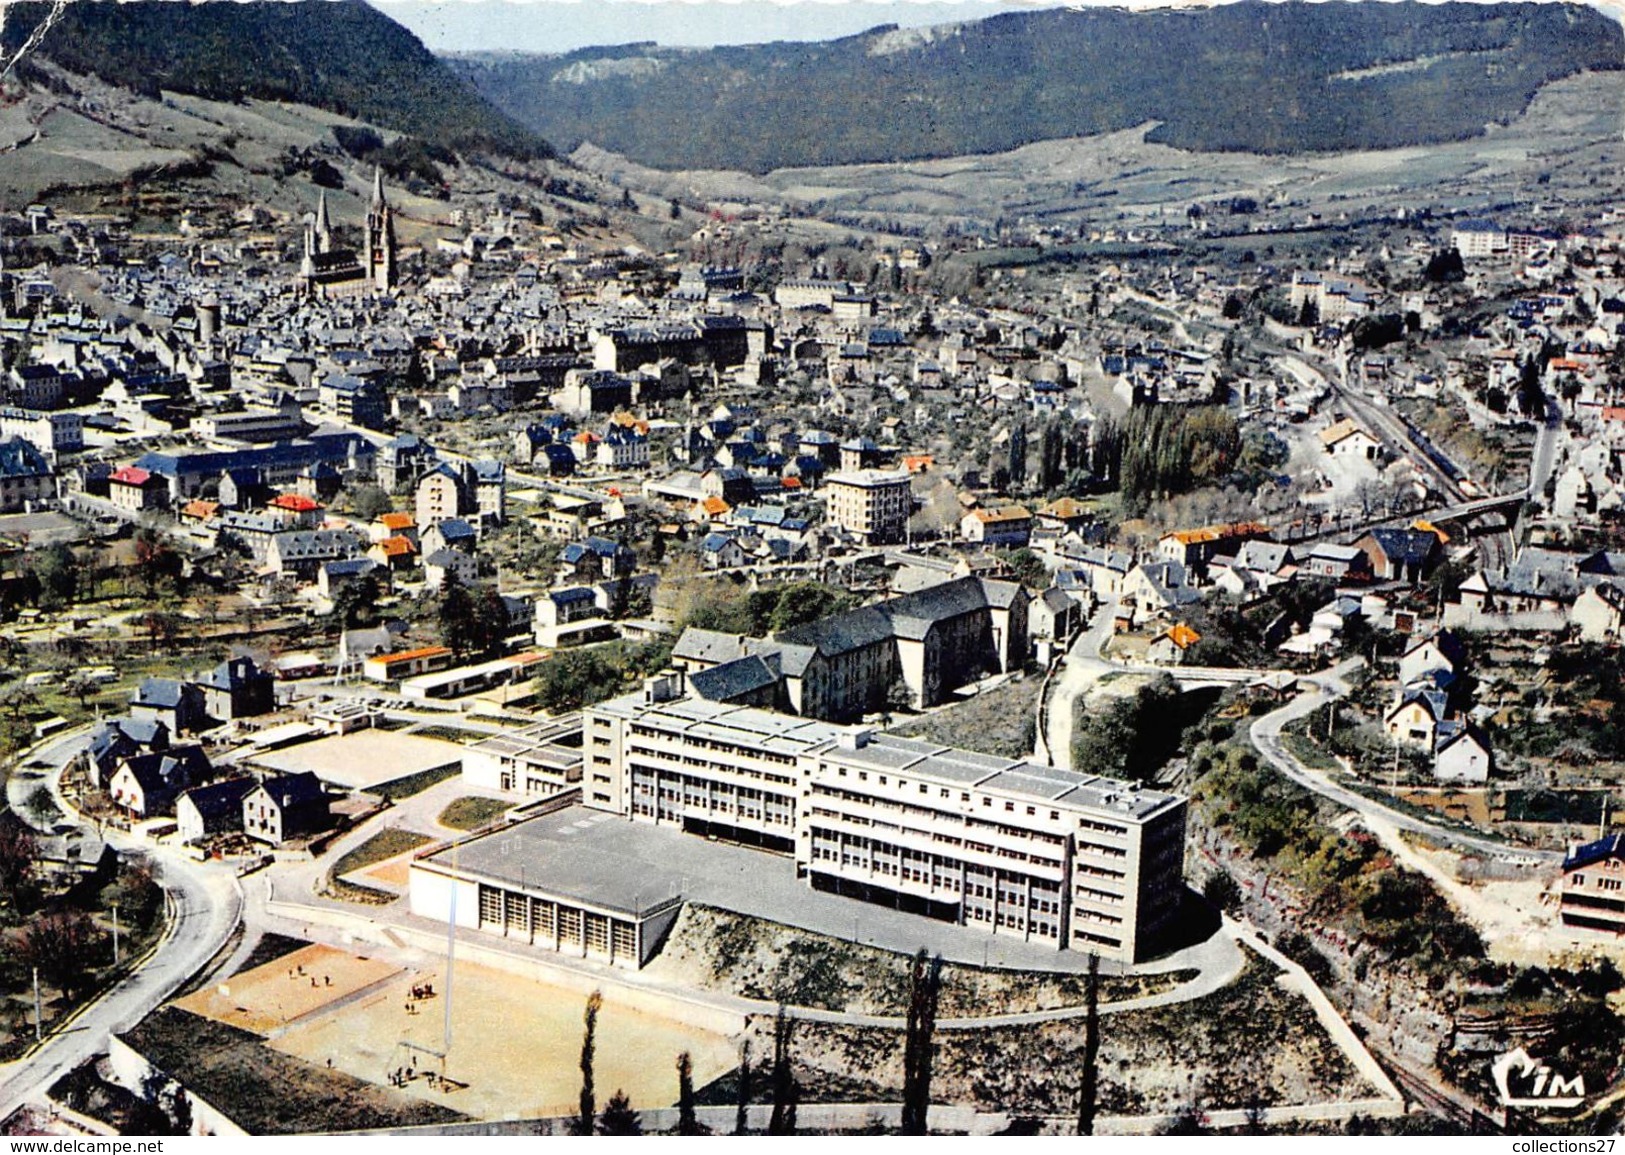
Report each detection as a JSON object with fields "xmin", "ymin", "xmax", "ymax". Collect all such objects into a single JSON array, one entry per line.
[
  {"xmin": 195, "ymin": 656, "xmax": 266, "ymax": 692},
  {"xmin": 323, "ymin": 558, "xmax": 377, "ymax": 578},
  {"xmin": 132, "ymin": 677, "xmax": 187, "ymax": 709},
  {"xmin": 690, "ymin": 655, "xmax": 781, "ymax": 703},
  {"xmin": 1363, "ymin": 527, "xmax": 1437, "ymax": 567},
  {"xmin": 1403, "ymin": 629, "xmax": 1466, "ymax": 670},
  {"xmin": 1435, "ymin": 724, "xmax": 1490, "ymax": 759},
  {"xmin": 1565, "ymin": 832, "xmax": 1625, "ymax": 873},
  {"xmin": 1236, "ymin": 540, "xmax": 1295, "ymax": 574},
  {"xmin": 435, "ymin": 518, "xmax": 477, "ymax": 540},
  {"xmin": 251, "ymin": 771, "xmax": 326, "ymax": 811},
  {"xmin": 1388, "ymin": 685, "xmax": 1449, "ymax": 724},
  {"xmin": 778, "ymin": 576, "xmax": 1017, "ymax": 652},
  {"xmin": 271, "ymin": 528, "xmax": 365, "ymax": 561},
  {"xmin": 180, "ymin": 777, "xmax": 255, "ymax": 823},
  {"xmin": 1040, "ymin": 497, "xmax": 1091, "ymax": 520},
  {"xmin": 1586, "ymin": 582, "xmax": 1625, "ymax": 612},
  {"xmin": 1163, "ymin": 520, "xmax": 1270, "ymax": 546},
  {"xmin": 118, "ymin": 745, "xmax": 210, "ymax": 794},
  {"xmin": 1162, "ymin": 623, "xmax": 1202, "ymax": 649},
  {"xmin": 1319, "ymin": 418, "xmax": 1369, "ymax": 447},
  {"xmin": 971, "ymin": 505, "xmax": 1033, "ymax": 524},
  {"xmin": 672, "ymin": 628, "xmax": 752, "ymax": 666},
  {"xmin": 425, "ymin": 548, "xmax": 472, "ymax": 568}
]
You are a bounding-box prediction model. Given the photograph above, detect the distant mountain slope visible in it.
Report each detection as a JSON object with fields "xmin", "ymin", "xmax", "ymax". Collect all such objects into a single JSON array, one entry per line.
[
  {"xmin": 454, "ymin": 0, "xmax": 1621, "ymax": 172},
  {"xmin": 1, "ymin": 0, "xmax": 550, "ymax": 158}
]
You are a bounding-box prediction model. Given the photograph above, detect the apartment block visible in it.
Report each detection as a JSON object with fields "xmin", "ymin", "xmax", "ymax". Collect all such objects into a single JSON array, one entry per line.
[
  {"xmin": 824, "ymin": 467, "xmax": 912, "ymax": 545},
  {"xmin": 802, "ymin": 733, "xmax": 1186, "ymax": 961},
  {"xmin": 463, "ymin": 715, "xmax": 585, "ymax": 800},
  {"xmin": 1560, "ymin": 832, "xmax": 1625, "ymax": 935}
]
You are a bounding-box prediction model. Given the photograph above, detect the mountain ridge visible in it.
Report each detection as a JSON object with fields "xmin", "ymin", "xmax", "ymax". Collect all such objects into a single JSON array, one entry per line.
[
  {"xmin": 0, "ymin": 0, "xmax": 551, "ymax": 160},
  {"xmin": 450, "ymin": 0, "xmax": 1623, "ymax": 173}
]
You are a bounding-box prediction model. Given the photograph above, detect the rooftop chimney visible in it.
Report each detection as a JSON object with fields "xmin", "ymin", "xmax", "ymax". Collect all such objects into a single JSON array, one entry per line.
[{"xmin": 644, "ymin": 668, "xmax": 686, "ymax": 704}]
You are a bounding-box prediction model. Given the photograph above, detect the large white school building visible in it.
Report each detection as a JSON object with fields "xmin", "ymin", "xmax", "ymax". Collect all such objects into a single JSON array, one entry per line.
[
  {"xmin": 412, "ymin": 672, "xmax": 1187, "ymax": 967},
  {"xmin": 583, "ymin": 672, "xmax": 1186, "ymax": 962}
]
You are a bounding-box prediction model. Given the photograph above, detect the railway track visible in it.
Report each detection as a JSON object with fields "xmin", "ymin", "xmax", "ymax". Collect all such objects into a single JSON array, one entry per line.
[{"xmin": 1387, "ymin": 1062, "xmax": 1505, "ymax": 1134}]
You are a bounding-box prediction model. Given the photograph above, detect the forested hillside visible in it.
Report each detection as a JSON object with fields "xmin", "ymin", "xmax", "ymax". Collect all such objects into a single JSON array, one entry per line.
[
  {"xmin": 454, "ymin": 1, "xmax": 1621, "ymax": 171},
  {"xmin": 2, "ymin": 0, "xmax": 549, "ymax": 159}
]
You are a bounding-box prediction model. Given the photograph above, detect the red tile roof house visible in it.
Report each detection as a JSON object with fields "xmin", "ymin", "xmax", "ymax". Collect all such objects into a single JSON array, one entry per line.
[
  {"xmin": 108, "ymin": 465, "xmax": 168, "ymax": 512},
  {"xmin": 267, "ymin": 492, "xmax": 323, "ymax": 528}
]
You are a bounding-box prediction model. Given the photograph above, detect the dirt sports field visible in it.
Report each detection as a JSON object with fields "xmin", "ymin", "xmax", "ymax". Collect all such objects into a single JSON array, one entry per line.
[
  {"xmin": 270, "ymin": 960, "xmax": 740, "ymax": 1120},
  {"xmin": 174, "ymin": 943, "xmax": 403, "ymax": 1035}
]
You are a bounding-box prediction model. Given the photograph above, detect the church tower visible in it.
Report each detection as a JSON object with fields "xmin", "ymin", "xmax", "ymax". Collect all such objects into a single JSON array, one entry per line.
[
  {"xmin": 362, "ymin": 166, "xmax": 396, "ymax": 293},
  {"xmin": 313, "ymin": 190, "xmax": 333, "ymax": 253}
]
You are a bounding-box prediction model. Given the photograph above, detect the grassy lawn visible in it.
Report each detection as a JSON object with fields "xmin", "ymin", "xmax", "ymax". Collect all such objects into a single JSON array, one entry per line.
[
  {"xmin": 373, "ymin": 763, "xmax": 462, "ymax": 802},
  {"xmin": 404, "ymin": 725, "xmax": 483, "ymax": 744},
  {"xmin": 436, "ymin": 796, "xmax": 510, "ymax": 832},
  {"xmin": 1279, "ymin": 719, "xmax": 1344, "ymax": 773},
  {"xmin": 329, "ymin": 829, "xmax": 432, "ymax": 878},
  {"xmin": 6, "ymin": 650, "xmax": 212, "ymax": 750},
  {"xmin": 892, "ymin": 675, "xmax": 1040, "ymax": 761},
  {"xmin": 325, "ymin": 878, "xmax": 399, "ymax": 906}
]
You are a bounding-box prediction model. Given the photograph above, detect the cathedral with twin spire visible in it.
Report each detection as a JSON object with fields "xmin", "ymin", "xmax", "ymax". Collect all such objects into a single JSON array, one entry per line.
[{"xmin": 298, "ymin": 167, "xmax": 396, "ymax": 299}]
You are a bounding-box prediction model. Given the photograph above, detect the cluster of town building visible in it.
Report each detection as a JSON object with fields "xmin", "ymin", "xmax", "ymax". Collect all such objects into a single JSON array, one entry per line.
[{"xmin": 5, "ymin": 158, "xmax": 1625, "ymax": 971}]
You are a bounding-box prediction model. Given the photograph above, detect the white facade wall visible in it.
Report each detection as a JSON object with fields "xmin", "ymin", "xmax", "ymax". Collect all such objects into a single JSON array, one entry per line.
[
  {"xmin": 408, "ymin": 864, "xmax": 481, "ymax": 928},
  {"xmin": 1434, "ymin": 738, "xmax": 1491, "ymax": 784},
  {"xmin": 582, "ymin": 692, "xmax": 1186, "ymax": 962},
  {"xmin": 825, "ymin": 469, "xmax": 911, "ymax": 544}
]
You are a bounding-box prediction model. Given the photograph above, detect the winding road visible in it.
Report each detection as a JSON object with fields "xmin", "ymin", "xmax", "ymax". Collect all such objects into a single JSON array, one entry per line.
[
  {"xmin": 1248, "ymin": 658, "xmax": 1560, "ymax": 865},
  {"xmin": 1036, "ymin": 596, "xmax": 1120, "ymax": 769},
  {"xmin": 0, "ymin": 729, "xmax": 243, "ymax": 1124},
  {"xmin": 1038, "ymin": 596, "xmax": 1278, "ymax": 772}
]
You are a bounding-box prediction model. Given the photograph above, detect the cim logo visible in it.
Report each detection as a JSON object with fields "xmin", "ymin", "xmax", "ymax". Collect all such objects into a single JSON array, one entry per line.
[{"xmin": 1492, "ymin": 1047, "xmax": 1586, "ymax": 1110}]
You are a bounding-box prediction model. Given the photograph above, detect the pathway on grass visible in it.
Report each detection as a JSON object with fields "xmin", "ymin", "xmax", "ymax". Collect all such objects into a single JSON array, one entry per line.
[
  {"xmin": 1038, "ymin": 596, "xmax": 1118, "ymax": 769},
  {"xmin": 1226, "ymin": 916, "xmax": 1403, "ymax": 1106},
  {"xmin": 265, "ymin": 771, "xmax": 511, "ymax": 912}
]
